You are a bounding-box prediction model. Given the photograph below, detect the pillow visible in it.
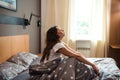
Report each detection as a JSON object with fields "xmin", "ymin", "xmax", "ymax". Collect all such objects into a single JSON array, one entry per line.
[
  {"xmin": 8, "ymin": 52, "xmax": 39, "ymax": 68},
  {"xmin": 0, "ymin": 61, "xmax": 26, "ymax": 80},
  {"xmin": 31, "ymin": 57, "xmax": 41, "ymax": 65}
]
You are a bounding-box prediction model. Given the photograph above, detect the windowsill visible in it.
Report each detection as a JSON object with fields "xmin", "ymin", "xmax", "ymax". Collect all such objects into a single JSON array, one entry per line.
[{"xmin": 75, "ymin": 38, "xmax": 91, "ymax": 41}]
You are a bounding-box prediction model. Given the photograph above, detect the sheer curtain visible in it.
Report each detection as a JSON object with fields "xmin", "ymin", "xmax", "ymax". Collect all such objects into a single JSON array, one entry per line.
[
  {"xmin": 68, "ymin": 0, "xmax": 111, "ymax": 57},
  {"xmin": 41, "ymin": 0, "xmax": 111, "ymax": 57},
  {"xmin": 41, "ymin": 0, "xmax": 69, "ymax": 52},
  {"xmin": 90, "ymin": 0, "xmax": 111, "ymax": 57}
]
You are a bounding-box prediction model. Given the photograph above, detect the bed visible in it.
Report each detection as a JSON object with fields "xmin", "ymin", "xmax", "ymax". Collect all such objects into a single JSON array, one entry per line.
[
  {"xmin": 0, "ymin": 35, "xmax": 120, "ymax": 80},
  {"xmin": 88, "ymin": 58, "xmax": 120, "ymax": 80}
]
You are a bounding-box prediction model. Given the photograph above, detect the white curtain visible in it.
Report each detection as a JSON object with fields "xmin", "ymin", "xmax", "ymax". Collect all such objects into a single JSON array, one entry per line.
[
  {"xmin": 90, "ymin": 0, "xmax": 111, "ymax": 57},
  {"xmin": 41, "ymin": 0, "xmax": 111, "ymax": 57},
  {"xmin": 41, "ymin": 0, "xmax": 69, "ymax": 52},
  {"xmin": 68, "ymin": 0, "xmax": 111, "ymax": 57}
]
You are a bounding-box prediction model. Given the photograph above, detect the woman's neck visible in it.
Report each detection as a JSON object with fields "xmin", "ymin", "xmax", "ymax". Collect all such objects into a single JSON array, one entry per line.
[
  {"xmin": 59, "ymin": 39, "xmax": 62, "ymax": 42},
  {"xmin": 59, "ymin": 37, "xmax": 63, "ymax": 41}
]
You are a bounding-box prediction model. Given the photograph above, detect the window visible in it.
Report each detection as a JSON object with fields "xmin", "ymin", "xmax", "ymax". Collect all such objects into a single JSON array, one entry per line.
[{"xmin": 69, "ymin": 0, "xmax": 92, "ymax": 40}]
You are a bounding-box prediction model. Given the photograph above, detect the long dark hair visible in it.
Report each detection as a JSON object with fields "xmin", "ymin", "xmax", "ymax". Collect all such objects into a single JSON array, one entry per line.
[{"xmin": 40, "ymin": 26, "xmax": 60, "ymax": 62}]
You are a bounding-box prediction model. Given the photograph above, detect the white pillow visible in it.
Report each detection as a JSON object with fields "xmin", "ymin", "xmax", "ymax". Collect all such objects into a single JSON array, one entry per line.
[{"xmin": 8, "ymin": 52, "xmax": 39, "ymax": 68}]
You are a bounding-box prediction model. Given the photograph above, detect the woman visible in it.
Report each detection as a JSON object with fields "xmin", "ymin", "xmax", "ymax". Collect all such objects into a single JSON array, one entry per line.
[{"xmin": 30, "ymin": 26, "xmax": 99, "ymax": 80}]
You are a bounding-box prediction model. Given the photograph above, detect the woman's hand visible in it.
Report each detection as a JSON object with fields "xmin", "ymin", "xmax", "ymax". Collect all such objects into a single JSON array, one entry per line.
[{"xmin": 92, "ymin": 64, "xmax": 100, "ymax": 75}]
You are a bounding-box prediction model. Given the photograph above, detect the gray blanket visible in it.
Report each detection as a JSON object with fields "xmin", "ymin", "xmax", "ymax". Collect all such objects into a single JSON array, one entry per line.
[{"xmin": 29, "ymin": 57, "xmax": 97, "ymax": 80}]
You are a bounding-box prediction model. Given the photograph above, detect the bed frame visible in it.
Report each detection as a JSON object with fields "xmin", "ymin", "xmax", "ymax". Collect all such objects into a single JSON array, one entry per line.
[{"xmin": 0, "ymin": 35, "xmax": 29, "ymax": 64}]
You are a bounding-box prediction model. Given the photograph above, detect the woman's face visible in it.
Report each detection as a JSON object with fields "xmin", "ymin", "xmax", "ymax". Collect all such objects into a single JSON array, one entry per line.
[{"xmin": 56, "ymin": 27, "xmax": 65, "ymax": 39}]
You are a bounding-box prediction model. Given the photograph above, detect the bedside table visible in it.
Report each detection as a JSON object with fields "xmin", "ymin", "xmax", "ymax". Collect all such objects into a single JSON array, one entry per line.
[{"xmin": 108, "ymin": 45, "xmax": 120, "ymax": 69}]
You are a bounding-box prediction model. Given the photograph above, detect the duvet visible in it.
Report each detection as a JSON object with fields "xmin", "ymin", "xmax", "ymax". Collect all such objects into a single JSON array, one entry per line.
[
  {"xmin": 29, "ymin": 57, "xmax": 97, "ymax": 80},
  {"xmin": 29, "ymin": 57, "xmax": 120, "ymax": 80}
]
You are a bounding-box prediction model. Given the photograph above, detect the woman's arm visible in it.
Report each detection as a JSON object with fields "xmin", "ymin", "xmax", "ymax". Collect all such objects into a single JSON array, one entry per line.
[
  {"xmin": 63, "ymin": 43, "xmax": 96, "ymax": 66},
  {"xmin": 58, "ymin": 45, "xmax": 99, "ymax": 75}
]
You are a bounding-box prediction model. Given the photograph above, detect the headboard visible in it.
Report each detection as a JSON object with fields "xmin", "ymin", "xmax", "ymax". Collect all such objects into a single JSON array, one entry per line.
[{"xmin": 0, "ymin": 35, "xmax": 29, "ymax": 64}]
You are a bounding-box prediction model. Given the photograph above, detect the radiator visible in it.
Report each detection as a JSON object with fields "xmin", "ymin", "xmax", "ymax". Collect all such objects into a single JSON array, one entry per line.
[
  {"xmin": 77, "ymin": 48, "xmax": 90, "ymax": 57},
  {"xmin": 76, "ymin": 40, "xmax": 91, "ymax": 57}
]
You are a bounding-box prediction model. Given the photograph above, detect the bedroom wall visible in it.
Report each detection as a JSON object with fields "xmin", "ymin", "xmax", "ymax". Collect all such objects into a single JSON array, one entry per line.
[
  {"xmin": 0, "ymin": 0, "xmax": 41, "ymax": 54},
  {"xmin": 110, "ymin": 0, "xmax": 120, "ymax": 45},
  {"xmin": 108, "ymin": 0, "xmax": 120, "ymax": 68}
]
